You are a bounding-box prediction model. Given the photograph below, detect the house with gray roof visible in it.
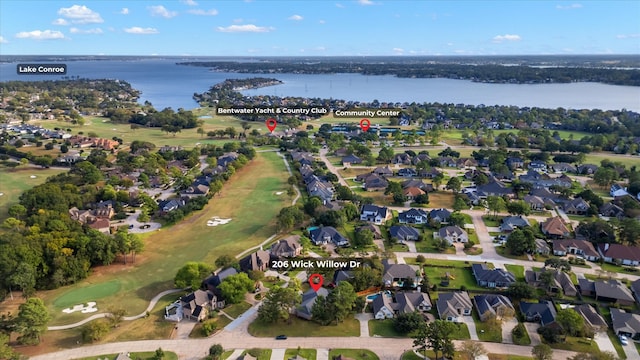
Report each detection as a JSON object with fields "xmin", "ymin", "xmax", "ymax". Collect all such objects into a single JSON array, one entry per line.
[
  {"xmin": 437, "ymin": 292, "xmax": 473, "ymax": 322},
  {"xmin": 372, "ymin": 291, "xmax": 432, "ymax": 320},
  {"xmin": 429, "ymin": 208, "xmax": 452, "ymax": 224},
  {"xmin": 306, "ymin": 176, "xmax": 334, "ymax": 204},
  {"xmin": 436, "ymin": 226, "xmax": 469, "ymax": 244},
  {"xmin": 525, "ymin": 269, "xmax": 577, "ymax": 296},
  {"xmin": 573, "ymin": 304, "xmax": 607, "ymax": 333},
  {"xmin": 611, "ymin": 308, "xmax": 640, "ymax": 340},
  {"xmin": 389, "ymin": 226, "xmax": 420, "ymax": 242},
  {"xmin": 520, "ymin": 300, "xmax": 557, "ymax": 327},
  {"xmin": 309, "ymin": 227, "xmax": 349, "ymax": 247},
  {"xmin": 398, "ymin": 208, "xmax": 429, "ymax": 224},
  {"xmin": 296, "ymin": 288, "xmax": 329, "ymax": 320},
  {"xmin": 341, "ymin": 154, "xmax": 362, "ymax": 166},
  {"xmin": 382, "ymin": 260, "xmax": 420, "ymax": 288},
  {"xmin": 360, "ymin": 204, "xmax": 390, "ymax": 225},
  {"xmin": 578, "ymin": 279, "xmax": 635, "ymax": 306},
  {"xmin": 471, "ymin": 263, "xmax": 515, "ymax": 288},
  {"xmin": 476, "ymin": 181, "xmax": 514, "ymax": 198},
  {"xmin": 473, "ymin": 294, "xmax": 514, "ymax": 321},
  {"xmin": 239, "ymin": 250, "xmax": 271, "ymax": 273},
  {"xmin": 631, "ymin": 279, "xmax": 640, "ymax": 306},
  {"xmin": 499, "ymin": 215, "xmax": 531, "ymax": 232},
  {"xmin": 270, "ymin": 235, "xmax": 302, "ymax": 258}
]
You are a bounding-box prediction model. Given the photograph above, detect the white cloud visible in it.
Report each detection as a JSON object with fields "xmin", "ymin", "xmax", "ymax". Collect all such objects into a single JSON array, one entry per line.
[
  {"xmin": 288, "ymin": 15, "xmax": 303, "ymax": 21},
  {"xmin": 556, "ymin": 3, "xmax": 582, "ymax": 10},
  {"xmin": 492, "ymin": 34, "xmax": 521, "ymax": 43},
  {"xmin": 52, "ymin": 18, "xmax": 69, "ymax": 26},
  {"xmin": 58, "ymin": 5, "xmax": 103, "ymax": 24},
  {"xmin": 148, "ymin": 5, "xmax": 177, "ymax": 18},
  {"xmin": 358, "ymin": 0, "xmax": 374, "ymax": 5},
  {"xmin": 319, "ymin": 19, "xmax": 326, "ymax": 24},
  {"xmin": 70, "ymin": 27, "xmax": 103, "ymax": 34},
  {"xmin": 188, "ymin": 9, "xmax": 218, "ymax": 16},
  {"xmin": 392, "ymin": 47, "xmax": 404, "ymax": 54},
  {"xmin": 181, "ymin": 0, "xmax": 198, "ymax": 5},
  {"xmin": 16, "ymin": 29, "xmax": 65, "ymax": 40},
  {"xmin": 0, "ymin": 36, "xmax": 7, "ymax": 44},
  {"xmin": 216, "ymin": 24, "xmax": 273, "ymax": 33},
  {"xmin": 120, "ymin": 8, "xmax": 129, "ymax": 15},
  {"xmin": 616, "ymin": 33, "xmax": 640, "ymax": 39},
  {"xmin": 124, "ymin": 27, "xmax": 159, "ymax": 34}
]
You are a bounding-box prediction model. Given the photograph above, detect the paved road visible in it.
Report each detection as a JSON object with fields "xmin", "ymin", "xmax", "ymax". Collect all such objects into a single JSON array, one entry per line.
[{"xmin": 319, "ymin": 148, "xmax": 349, "ymax": 187}]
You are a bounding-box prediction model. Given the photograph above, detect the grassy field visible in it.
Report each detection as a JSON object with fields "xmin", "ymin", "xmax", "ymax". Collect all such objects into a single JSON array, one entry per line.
[
  {"xmin": 545, "ymin": 336, "xmax": 599, "ymax": 353},
  {"xmin": 472, "ymin": 310, "xmax": 502, "ymax": 343},
  {"xmin": 505, "ymin": 264, "xmax": 525, "ymax": 282},
  {"xmin": 223, "ymin": 301, "xmax": 253, "ymax": 318},
  {"xmin": 421, "ymin": 260, "xmax": 487, "ymax": 291},
  {"xmin": 71, "ymin": 351, "xmax": 178, "ymax": 360},
  {"xmin": 0, "ymin": 166, "xmax": 69, "ymax": 221},
  {"xmin": 40, "ymin": 151, "xmax": 290, "ymax": 324},
  {"xmin": 328, "ymin": 349, "xmax": 380, "ymax": 360},
  {"xmin": 368, "ymin": 319, "xmax": 406, "ymax": 338},
  {"xmin": 285, "ymin": 349, "xmax": 318, "ymax": 360},
  {"xmin": 242, "ymin": 349, "xmax": 273, "ymax": 360},
  {"xmin": 248, "ymin": 316, "xmax": 360, "ymax": 337}
]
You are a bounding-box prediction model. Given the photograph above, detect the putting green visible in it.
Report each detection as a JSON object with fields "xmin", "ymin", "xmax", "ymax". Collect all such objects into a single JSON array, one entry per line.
[{"xmin": 53, "ymin": 279, "xmax": 121, "ymax": 309}]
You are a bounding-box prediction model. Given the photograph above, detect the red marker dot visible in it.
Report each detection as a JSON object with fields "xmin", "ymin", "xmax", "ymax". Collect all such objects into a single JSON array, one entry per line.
[
  {"xmin": 309, "ymin": 273, "xmax": 324, "ymax": 292},
  {"xmin": 266, "ymin": 118, "xmax": 277, "ymax": 133},
  {"xmin": 359, "ymin": 118, "xmax": 371, "ymax": 132}
]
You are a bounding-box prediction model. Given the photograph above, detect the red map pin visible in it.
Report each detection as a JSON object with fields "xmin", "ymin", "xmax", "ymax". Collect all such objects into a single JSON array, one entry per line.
[
  {"xmin": 359, "ymin": 118, "xmax": 371, "ymax": 132},
  {"xmin": 309, "ymin": 273, "xmax": 324, "ymax": 292},
  {"xmin": 266, "ymin": 118, "xmax": 277, "ymax": 133}
]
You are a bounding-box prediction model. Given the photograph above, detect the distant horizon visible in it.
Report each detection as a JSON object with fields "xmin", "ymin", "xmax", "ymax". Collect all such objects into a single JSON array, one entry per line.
[
  {"xmin": 1, "ymin": 1, "xmax": 638, "ymax": 56},
  {"xmin": 2, "ymin": 54, "xmax": 640, "ymax": 58}
]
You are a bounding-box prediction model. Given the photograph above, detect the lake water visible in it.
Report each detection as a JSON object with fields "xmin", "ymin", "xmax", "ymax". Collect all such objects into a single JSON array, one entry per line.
[{"xmin": 1, "ymin": 59, "xmax": 639, "ymax": 112}]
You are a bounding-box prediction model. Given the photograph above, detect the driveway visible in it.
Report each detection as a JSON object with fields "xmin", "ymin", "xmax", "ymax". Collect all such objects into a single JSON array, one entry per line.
[
  {"xmin": 523, "ymin": 322, "xmax": 541, "ymax": 346},
  {"xmin": 271, "ymin": 348, "xmax": 286, "ymax": 360},
  {"xmin": 460, "ymin": 316, "xmax": 479, "ymax": 341},
  {"xmin": 355, "ymin": 313, "xmax": 373, "ymax": 338},
  {"xmin": 593, "ymin": 331, "xmax": 616, "ymax": 355},
  {"xmin": 501, "ymin": 318, "xmax": 518, "ymax": 344},
  {"xmin": 622, "ymin": 339, "xmax": 640, "ymax": 359}
]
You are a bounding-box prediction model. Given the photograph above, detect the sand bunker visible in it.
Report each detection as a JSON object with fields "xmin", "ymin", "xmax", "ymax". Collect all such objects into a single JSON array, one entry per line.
[
  {"xmin": 30, "ymin": 175, "xmax": 37, "ymax": 179},
  {"xmin": 275, "ymin": 191, "xmax": 284, "ymax": 195},
  {"xmin": 62, "ymin": 301, "xmax": 98, "ymax": 314},
  {"xmin": 207, "ymin": 216, "xmax": 232, "ymax": 227}
]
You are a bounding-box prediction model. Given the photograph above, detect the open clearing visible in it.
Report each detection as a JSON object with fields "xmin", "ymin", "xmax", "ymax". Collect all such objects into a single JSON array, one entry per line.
[
  {"xmin": 0, "ymin": 166, "xmax": 69, "ymax": 221},
  {"xmin": 40, "ymin": 151, "xmax": 290, "ymax": 324}
]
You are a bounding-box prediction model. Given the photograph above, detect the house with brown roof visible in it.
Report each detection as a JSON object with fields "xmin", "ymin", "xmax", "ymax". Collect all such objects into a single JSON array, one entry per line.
[
  {"xmin": 541, "ymin": 216, "xmax": 571, "ymax": 239},
  {"xmin": 597, "ymin": 243, "xmax": 640, "ymax": 266},
  {"xmin": 552, "ymin": 239, "xmax": 600, "ymax": 261},
  {"xmin": 270, "ymin": 235, "xmax": 302, "ymax": 258},
  {"xmin": 563, "ymin": 198, "xmax": 590, "ymax": 215},
  {"xmin": 88, "ymin": 218, "xmax": 111, "ymax": 234},
  {"xmin": 403, "ymin": 186, "xmax": 425, "ymax": 200},
  {"xmin": 239, "ymin": 250, "xmax": 272, "ymax": 273},
  {"xmin": 525, "ymin": 269, "xmax": 577, "ymax": 297}
]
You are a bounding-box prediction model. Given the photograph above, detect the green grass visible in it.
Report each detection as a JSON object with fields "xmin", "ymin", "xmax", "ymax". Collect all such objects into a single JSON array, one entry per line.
[
  {"xmin": 189, "ymin": 314, "xmax": 233, "ymax": 338},
  {"xmin": 599, "ymin": 262, "xmax": 640, "ymax": 276},
  {"xmin": 450, "ymin": 322, "xmax": 471, "ymax": 340},
  {"xmin": 505, "ymin": 264, "xmax": 525, "ymax": 282},
  {"xmin": 422, "ymin": 261, "xmax": 487, "ymax": 291},
  {"xmin": 52, "ymin": 279, "xmax": 121, "ymax": 309},
  {"xmin": 608, "ymin": 329, "xmax": 627, "ymax": 360},
  {"xmin": 328, "ymin": 349, "xmax": 379, "ymax": 360},
  {"xmin": 482, "ymin": 215, "xmax": 502, "ymax": 227},
  {"xmin": 511, "ymin": 324, "xmax": 531, "ymax": 346},
  {"xmin": 368, "ymin": 319, "xmax": 407, "ymax": 338},
  {"xmin": 221, "ymin": 350, "xmax": 234, "ymax": 360},
  {"xmin": 243, "ymin": 349, "xmax": 273, "ymax": 360},
  {"xmin": 415, "ymin": 231, "xmax": 455, "ymax": 254},
  {"xmin": 496, "ymin": 246, "xmax": 531, "ymax": 261},
  {"xmin": 285, "ymin": 349, "xmax": 318, "ymax": 360},
  {"xmin": 545, "ymin": 336, "xmax": 599, "ymax": 353},
  {"xmin": 42, "ymin": 151, "xmax": 290, "ymax": 324},
  {"xmin": 472, "ymin": 310, "xmax": 502, "ymax": 343},
  {"xmin": 71, "ymin": 351, "xmax": 178, "ymax": 360},
  {"xmin": 248, "ymin": 316, "xmax": 360, "ymax": 337},
  {"xmin": 223, "ymin": 301, "xmax": 252, "ymax": 318},
  {"xmin": 0, "ymin": 166, "xmax": 69, "ymax": 221}
]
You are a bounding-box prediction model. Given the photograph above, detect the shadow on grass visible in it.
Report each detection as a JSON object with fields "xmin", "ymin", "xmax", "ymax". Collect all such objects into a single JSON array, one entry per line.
[{"xmin": 135, "ymin": 280, "xmax": 176, "ymax": 306}]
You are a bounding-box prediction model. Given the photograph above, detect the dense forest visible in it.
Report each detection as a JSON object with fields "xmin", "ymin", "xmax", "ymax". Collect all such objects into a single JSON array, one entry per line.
[{"xmin": 179, "ymin": 60, "xmax": 640, "ymax": 86}]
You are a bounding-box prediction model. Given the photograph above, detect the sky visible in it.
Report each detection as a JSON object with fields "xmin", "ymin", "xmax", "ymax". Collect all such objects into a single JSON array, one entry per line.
[{"xmin": 0, "ymin": 0, "xmax": 639, "ymax": 56}]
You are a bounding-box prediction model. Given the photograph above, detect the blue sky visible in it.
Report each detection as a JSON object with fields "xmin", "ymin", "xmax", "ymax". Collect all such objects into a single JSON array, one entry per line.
[{"xmin": 0, "ymin": 0, "xmax": 639, "ymax": 56}]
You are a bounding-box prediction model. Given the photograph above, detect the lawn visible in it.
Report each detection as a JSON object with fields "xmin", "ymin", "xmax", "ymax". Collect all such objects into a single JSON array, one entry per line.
[
  {"xmin": 71, "ymin": 351, "xmax": 178, "ymax": 360},
  {"xmin": 242, "ymin": 349, "xmax": 273, "ymax": 360},
  {"xmin": 248, "ymin": 316, "xmax": 360, "ymax": 337},
  {"xmin": 285, "ymin": 349, "xmax": 318, "ymax": 360},
  {"xmin": 0, "ymin": 166, "xmax": 69, "ymax": 221},
  {"xmin": 608, "ymin": 329, "xmax": 627, "ymax": 360},
  {"xmin": 328, "ymin": 349, "xmax": 379, "ymax": 360},
  {"xmin": 415, "ymin": 231, "xmax": 455, "ymax": 254},
  {"xmin": 189, "ymin": 313, "xmax": 233, "ymax": 338},
  {"xmin": 599, "ymin": 262, "xmax": 640, "ymax": 276},
  {"xmin": 421, "ymin": 260, "xmax": 488, "ymax": 291},
  {"xmin": 472, "ymin": 310, "xmax": 502, "ymax": 343},
  {"xmin": 426, "ymin": 192, "xmax": 455, "ymax": 209},
  {"xmin": 496, "ymin": 246, "xmax": 531, "ymax": 261},
  {"xmin": 223, "ymin": 301, "xmax": 253, "ymax": 318},
  {"xmin": 41, "ymin": 151, "xmax": 290, "ymax": 324},
  {"xmin": 450, "ymin": 322, "xmax": 471, "ymax": 340},
  {"xmin": 505, "ymin": 264, "xmax": 525, "ymax": 282},
  {"xmin": 481, "ymin": 215, "xmax": 502, "ymax": 227},
  {"xmin": 545, "ymin": 336, "xmax": 599, "ymax": 353},
  {"xmin": 368, "ymin": 319, "xmax": 407, "ymax": 338}
]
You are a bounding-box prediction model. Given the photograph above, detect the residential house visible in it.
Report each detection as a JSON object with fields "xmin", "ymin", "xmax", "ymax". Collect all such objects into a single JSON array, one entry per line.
[
  {"xmin": 524, "ymin": 195, "xmax": 553, "ymax": 211},
  {"xmin": 436, "ymin": 226, "xmax": 469, "ymax": 244},
  {"xmin": 499, "ymin": 216, "xmax": 531, "ymax": 232},
  {"xmin": 361, "ymin": 174, "xmax": 389, "ymax": 191},
  {"xmin": 578, "ymin": 279, "xmax": 635, "ymax": 306},
  {"xmin": 528, "ymin": 161, "xmax": 548, "ymax": 172},
  {"xmin": 476, "ymin": 181, "xmax": 514, "ymax": 198},
  {"xmin": 438, "ymin": 157, "xmax": 457, "ymax": 168},
  {"xmin": 398, "ymin": 168, "xmax": 418, "ymax": 178},
  {"xmin": 203, "ymin": 268, "xmax": 238, "ymax": 290},
  {"xmin": 401, "ymin": 179, "xmax": 428, "ymax": 191},
  {"xmin": 382, "ymin": 260, "xmax": 420, "ymax": 288},
  {"xmin": 437, "ymin": 292, "xmax": 473, "ymax": 322},
  {"xmin": 534, "ymin": 239, "xmax": 551, "ymax": 255},
  {"xmin": 296, "ymin": 288, "xmax": 329, "ymax": 320},
  {"xmin": 610, "ymin": 184, "xmax": 629, "ymax": 198},
  {"xmin": 471, "ymin": 263, "xmax": 516, "ymax": 288},
  {"xmin": 610, "ymin": 308, "xmax": 640, "ymax": 340},
  {"xmin": 525, "ymin": 269, "xmax": 577, "ymax": 296},
  {"xmin": 307, "ymin": 176, "xmax": 334, "ymax": 204},
  {"xmin": 389, "ymin": 226, "xmax": 421, "ymax": 242},
  {"xmin": 172, "ymin": 289, "xmax": 222, "ymax": 322},
  {"xmin": 291, "ymin": 152, "xmax": 314, "ymax": 166},
  {"xmin": 239, "ymin": 250, "xmax": 271, "ymax": 273},
  {"xmin": 577, "ymin": 164, "xmax": 599, "ymax": 175},
  {"xmin": 398, "ymin": 208, "xmax": 429, "ymax": 224},
  {"xmin": 372, "ymin": 291, "xmax": 432, "ymax": 320},
  {"xmin": 419, "ymin": 167, "xmax": 442, "ymax": 179},
  {"xmin": 88, "ymin": 218, "xmax": 111, "ymax": 234},
  {"xmin": 473, "ymin": 294, "xmax": 515, "ymax": 321},
  {"xmin": 597, "ymin": 243, "xmax": 640, "ymax": 266},
  {"xmin": 341, "ymin": 154, "xmax": 362, "ymax": 166},
  {"xmin": 392, "ymin": 153, "xmax": 413, "ymax": 165},
  {"xmin": 356, "ymin": 224, "xmax": 383, "ymax": 239},
  {"xmin": 412, "ymin": 153, "xmax": 431, "ymax": 165},
  {"xmin": 563, "ymin": 198, "xmax": 590, "ymax": 215},
  {"xmin": 520, "ymin": 300, "xmax": 557, "ymax": 327},
  {"xmin": 372, "ymin": 166, "xmax": 393, "ymax": 177},
  {"xmin": 549, "ymin": 163, "xmax": 577, "ymax": 173},
  {"xmin": 506, "ymin": 157, "xmax": 524, "ymax": 170},
  {"xmin": 332, "ymin": 270, "xmax": 354, "ymax": 286},
  {"xmin": 360, "ymin": 204, "xmax": 391, "ymax": 225},
  {"xmin": 403, "ymin": 186, "xmax": 425, "ymax": 200},
  {"xmin": 456, "ymin": 158, "xmax": 477, "ymax": 168},
  {"xmin": 552, "ymin": 239, "xmax": 600, "ymax": 261},
  {"xmin": 573, "ymin": 304, "xmax": 607, "ymax": 333},
  {"xmin": 158, "ymin": 198, "xmax": 185, "ymax": 213},
  {"xmin": 429, "ymin": 208, "xmax": 452, "ymax": 224},
  {"xmin": 270, "ymin": 235, "xmax": 303, "ymax": 258},
  {"xmin": 541, "ymin": 216, "xmax": 571, "ymax": 239},
  {"xmin": 309, "ymin": 227, "xmax": 349, "ymax": 247},
  {"xmin": 599, "ymin": 203, "xmax": 625, "ymax": 219}
]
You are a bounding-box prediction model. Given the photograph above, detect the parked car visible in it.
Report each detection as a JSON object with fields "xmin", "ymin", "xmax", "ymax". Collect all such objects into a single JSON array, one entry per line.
[
  {"xmin": 275, "ymin": 334, "xmax": 287, "ymax": 340},
  {"xmin": 619, "ymin": 335, "xmax": 628, "ymax": 346}
]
